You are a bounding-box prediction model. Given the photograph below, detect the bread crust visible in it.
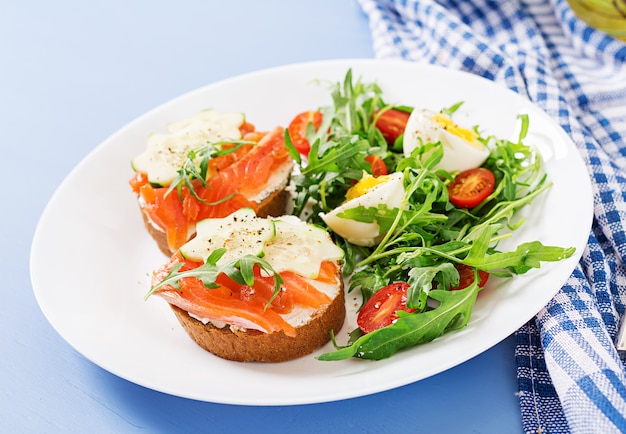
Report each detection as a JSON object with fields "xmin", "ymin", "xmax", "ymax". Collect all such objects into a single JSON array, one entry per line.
[
  {"xmin": 139, "ymin": 186, "xmax": 290, "ymax": 257},
  {"xmin": 170, "ymin": 279, "xmax": 346, "ymax": 363}
]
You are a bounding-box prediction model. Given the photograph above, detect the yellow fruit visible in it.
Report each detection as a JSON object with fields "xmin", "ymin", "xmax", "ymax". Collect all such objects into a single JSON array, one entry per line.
[{"xmin": 567, "ymin": 0, "xmax": 626, "ymax": 41}]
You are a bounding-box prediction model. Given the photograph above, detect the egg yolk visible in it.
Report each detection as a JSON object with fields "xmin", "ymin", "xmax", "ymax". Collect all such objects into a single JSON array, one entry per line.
[
  {"xmin": 431, "ymin": 113, "xmax": 482, "ymax": 150},
  {"xmin": 345, "ymin": 172, "xmax": 390, "ymax": 201}
]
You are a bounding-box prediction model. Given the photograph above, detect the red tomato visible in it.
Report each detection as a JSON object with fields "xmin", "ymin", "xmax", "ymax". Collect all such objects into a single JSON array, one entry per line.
[
  {"xmin": 357, "ymin": 282, "xmax": 417, "ymax": 334},
  {"xmin": 451, "ymin": 264, "xmax": 489, "ymax": 290},
  {"xmin": 374, "ymin": 109, "xmax": 410, "ymax": 145},
  {"xmin": 287, "ymin": 111, "xmax": 323, "ymax": 155},
  {"xmin": 364, "ymin": 154, "xmax": 388, "ymax": 177},
  {"xmin": 448, "ymin": 167, "xmax": 495, "ymax": 208}
]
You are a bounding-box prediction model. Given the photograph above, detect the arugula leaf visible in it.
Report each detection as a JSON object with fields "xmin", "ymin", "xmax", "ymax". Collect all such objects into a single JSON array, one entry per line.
[
  {"xmin": 335, "ymin": 204, "xmax": 399, "ymax": 234},
  {"xmin": 406, "ymin": 262, "xmax": 456, "ymax": 310},
  {"xmin": 289, "ymin": 70, "xmax": 391, "ymax": 224},
  {"xmin": 465, "ymin": 241, "xmax": 576, "ymax": 274},
  {"xmin": 145, "ymin": 248, "xmax": 284, "ymax": 308},
  {"xmin": 164, "ymin": 139, "xmax": 256, "ymax": 204},
  {"xmin": 440, "ymin": 101, "xmax": 465, "ymax": 117},
  {"xmin": 317, "ymin": 282, "xmax": 481, "ymax": 361},
  {"xmin": 349, "ymin": 263, "xmax": 389, "ymax": 301},
  {"xmin": 283, "ymin": 128, "xmax": 302, "ymax": 165}
]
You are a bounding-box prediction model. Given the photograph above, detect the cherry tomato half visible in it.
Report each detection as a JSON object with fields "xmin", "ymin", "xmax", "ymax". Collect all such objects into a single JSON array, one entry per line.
[
  {"xmin": 364, "ymin": 154, "xmax": 388, "ymax": 177},
  {"xmin": 357, "ymin": 282, "xmax": 417, "ymax": 334},
  {"xmin": 287, "ymin": 111, "xmax": 323, "ymax": 156},
  {"xmin": 448, "ymin": 167, "xmax": 495, "ymax": 209},
  {"xmin": 452, "ymin": 264, "xmax": 489, "ymax": 290},
  {"xmin": 374, "ymin": 108, "xmax": 411, "ymax": 146}
]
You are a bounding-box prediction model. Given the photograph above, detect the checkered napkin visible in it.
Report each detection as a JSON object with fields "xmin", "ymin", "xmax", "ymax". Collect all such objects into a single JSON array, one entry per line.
[{"xmin": 357, "ymin": 0, "xmax": 626, "ymax": 432}]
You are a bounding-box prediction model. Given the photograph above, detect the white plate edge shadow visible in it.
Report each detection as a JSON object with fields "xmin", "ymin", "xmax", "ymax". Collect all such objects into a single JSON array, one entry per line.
[{"xmin": 29, "ymin": 58, "xmax": 594, "ymax": 406}]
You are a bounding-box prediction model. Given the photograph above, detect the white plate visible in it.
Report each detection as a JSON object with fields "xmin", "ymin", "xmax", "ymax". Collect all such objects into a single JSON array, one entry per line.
[{"xmin": 30, "ymin": 59, "xmax": 593, "ymax": 406}]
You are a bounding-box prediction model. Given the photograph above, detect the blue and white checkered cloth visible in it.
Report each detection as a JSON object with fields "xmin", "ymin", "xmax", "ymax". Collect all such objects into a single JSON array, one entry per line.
[{"xmin": 357, "ymin": 0, "xmax": 626, "ymax": 432}]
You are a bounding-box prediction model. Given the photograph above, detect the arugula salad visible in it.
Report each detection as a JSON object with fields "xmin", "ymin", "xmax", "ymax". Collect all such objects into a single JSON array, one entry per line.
[{"xmin": 281, "ymin": 69, "xmax": 574, "ymax": 361}]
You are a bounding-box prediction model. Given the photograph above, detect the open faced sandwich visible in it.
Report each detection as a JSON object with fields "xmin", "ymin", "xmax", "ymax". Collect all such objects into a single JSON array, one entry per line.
[
  {"xmin": 146, "ymin": 208, "xmax": 345, "ymax": 362},
  {"xmin": 129, "ymin": 109, "xmax": 293, "ymax": 256}
]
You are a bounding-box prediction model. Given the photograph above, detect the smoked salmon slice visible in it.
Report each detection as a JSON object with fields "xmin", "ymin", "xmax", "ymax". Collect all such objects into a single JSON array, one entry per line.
[
  {"xmin": 157, "ymin": 281, "xmax": 296, "ymax": 336},
  {"xmin": 210, "ymin": 126, "xmax": 290, "ymax": 198},
  {"xmin": 151, "ymin": 255, "xmax": 338, "ymax": 337},
  {"xmin": 316, "ymin": 261, "xmax": 342, "ymax": 284},
  {"xmin": 277, "ymin": 272, "xmax": 332, "ymax": 309}
]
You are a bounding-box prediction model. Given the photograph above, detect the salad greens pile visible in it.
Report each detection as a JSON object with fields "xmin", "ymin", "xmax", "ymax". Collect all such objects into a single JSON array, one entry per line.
[
  {"xmin": 282, "ymin": 70, "xmax": 575, "ymax": 361},
  {"xmin": 287, "ymin": 70, "xmax": 392, "ymax": 222}
]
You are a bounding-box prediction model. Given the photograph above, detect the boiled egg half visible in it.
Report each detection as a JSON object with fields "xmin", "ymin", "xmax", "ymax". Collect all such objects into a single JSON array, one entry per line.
[
  {"xmin": 320, "ymin": 171, "xmax": 405, "ymax": 247},
  {"xmin": 403, "ymin": 109, "xmax": 489, "ymax": 172}
]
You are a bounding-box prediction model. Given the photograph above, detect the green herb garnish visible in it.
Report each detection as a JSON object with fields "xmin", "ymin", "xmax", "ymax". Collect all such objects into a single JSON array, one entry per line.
[
  {"xmin": 164, "ymin": 140, "xmax": 256, "ymax": 204},
  {"xmin": 146, "ymin": 248, "xmax": 284, "ymax": 309}
]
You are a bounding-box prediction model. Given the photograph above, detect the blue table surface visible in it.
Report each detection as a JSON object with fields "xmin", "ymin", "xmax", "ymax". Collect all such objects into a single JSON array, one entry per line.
[{"xmin": 1, "ymin": 1, "xmax": 524, "ymax": 432}]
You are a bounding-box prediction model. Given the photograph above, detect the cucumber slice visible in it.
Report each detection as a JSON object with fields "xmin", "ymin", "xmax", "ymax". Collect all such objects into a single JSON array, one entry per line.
[
  {"xmin": 180, "ymin": 211, "xmax": 344, "ymax": 279},
  {"xmin": 131, "ymin": 110, "xmax": 245, "ymax": 186},
  {"xmin": 264, "ymin": 216, "xmax": 344, "ymax": 278},
  {"xmin": 180, "ymin": 208, "xmax": 275, "ymax": 263}
]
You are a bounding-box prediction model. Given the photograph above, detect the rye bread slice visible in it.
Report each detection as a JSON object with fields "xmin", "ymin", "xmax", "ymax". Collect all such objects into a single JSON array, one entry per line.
[{"xmin": 169, "ymin": 276, "xmax": 345, "ymax": 363}]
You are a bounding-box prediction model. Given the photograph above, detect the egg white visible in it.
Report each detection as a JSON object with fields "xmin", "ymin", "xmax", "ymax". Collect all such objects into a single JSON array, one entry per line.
[
  {"xmin": 320, "ymin": 172, "xmax": 404, "ymax": 246},
  {"xmin": 403, "ymin": 109, "xmax": 489, "ymax": 173}
]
